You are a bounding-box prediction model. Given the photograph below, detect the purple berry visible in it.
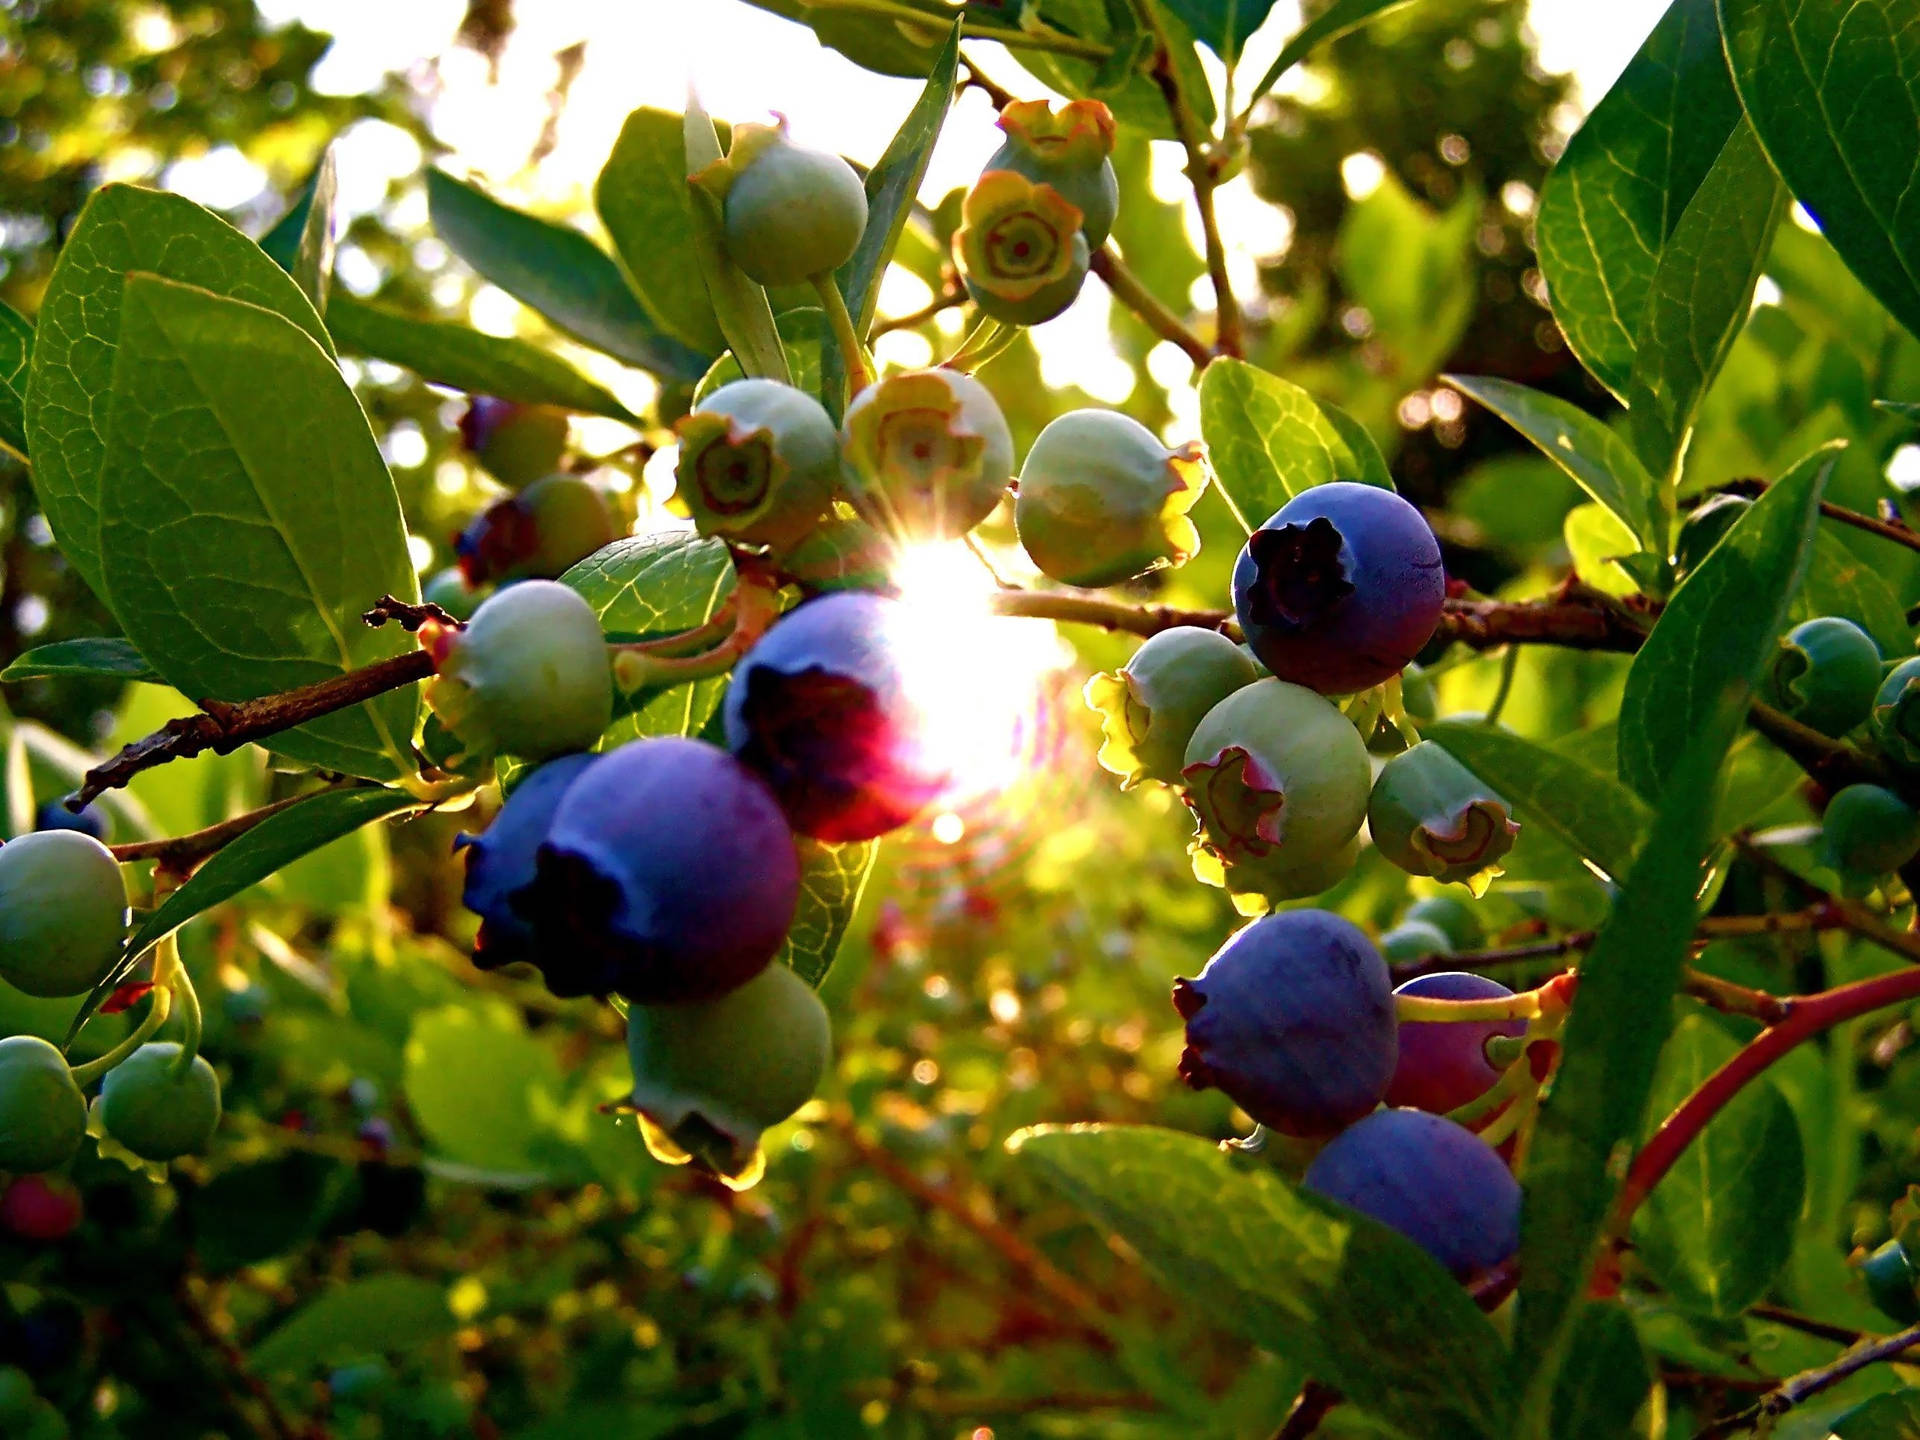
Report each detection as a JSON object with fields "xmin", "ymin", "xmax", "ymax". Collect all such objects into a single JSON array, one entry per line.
[
  {"xmin": 1232, "ymin": 482, "xmax": 1445, "ymax": 695},
  {"xmin": 1384, "ymin": 973, "xmax": 1524, "ymax": 1115},
  {"xmin": 34, "ymin": 800, "xmax": 110, "ymax": 842},
  {"xmin": 519, "ymin": 738, "xmax": 800, "ymax": 1003},
  {"xmin": 456, "ymin": 752, "xmax": 599, "ymax": 972},
  {"xmin": 1172, "ymin": 909, "xmax": 1397, "ymax": 1137},
  {"xmin": 724, "ymin": 592, "xmax": 947, "ymax": 843},
  {"xmin": 1303, "ymin": 1108, "xmax": 1520, "ymax": 1278}
]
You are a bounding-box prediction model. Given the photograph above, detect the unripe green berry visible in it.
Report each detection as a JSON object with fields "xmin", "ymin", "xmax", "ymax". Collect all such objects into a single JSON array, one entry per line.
[
  {"xmin": 953, "ymin": 169, "xmax": 1090, "ymax": 326},
  {"xmin": 709, "ymin": 121, "xmax": 868, "ymax": 287},
  {"xmin": 1015, "ymin": 410, "xmax": 1208, "ymax": 587},
  {"xmin": 425, "ymin": 580, "xmax": 613, "ymax": 763},
  {"xmin": 1367, "ymin": 741, "xmax": 1520, "ymax": 889},
  {"xmin": 986, "ymin": 99, "xmax": 1120, "ymax": 248},
  {"xmin": 627, "ymin": 962, "xmax": 831, "ymax": 1182},
  {"xmin": 458, "ymin": 397, "xmax": 569, "ymax": 488},
  {"xmin": 1085, "ymin": 626, "xmax": 1257, "ymax": 788},
  {"xmin": 1821, "ymin": 783, "xmax": 1920, "ymax": 879},
  {"xmin": 1764, "ymin": 617, "xmax": 1881, "ymax": 737},
  {"xmin": 1377, "ymin": 920, "xmax": 1455, "ymax": 967},
  {"xmin": 20, "ymin": 1400, "xmax": 67, "ymax": 1440},
  {"xmin": 0, "ymin": 1367, "xmax": 36, "ymax": 1427},
  {"xmin": 1863, "ymin": 1237, "xmax": 1920, "ymax": 1324},
  {"xmin": 1400, "ymin": 662, "xmax": 1438, "ymax": 722},
  {"xmin": 1182, "ymin": 678, "xmax": 1371, "ymax": 889},
  {"xmin": 840, "ymin": 369, "xmax": 1014, "ymax": 539},
  {"xmin": 674, "ymin": 379, "xmax": 839, "ymax": 551},
  {"xmin": 1873, "ymin": 656, "xmax": 1920, "ymax": 770},
  {"xmin": 0, "ymin": 1037, "xmax": 87, "ymax": 1173},
  {"xmin": 1189, "ymin": 834, "xmax": 1360, "ymax": 913},
  {"xmin": 98, "ymin": 1041, "xmax": 222, "ymax": 1161},
  {"xmin": 1404, "ymin": 894, "xmax": 1484, "ymax": 950},
  {"xmin": 423, "ymin": 567, "xmax": 485, "ymax": 622},
  {"xmin": 1674, "ymin": 493, "xmax": 1751, "ymax": 575},
  {"xmin": 0, "ymin": 831, "xmax": 127, "ymax": 998}
]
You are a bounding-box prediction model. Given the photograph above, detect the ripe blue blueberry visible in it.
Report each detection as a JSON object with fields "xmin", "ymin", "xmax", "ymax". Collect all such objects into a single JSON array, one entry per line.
[
  {"xmin": 33, "ymin": 800, "xmax": 109, "ymax": 842},
  {"xmin": 1384, "ymin": 973, "xmax": 1524, "ymax": 1115},
  {"xmin": 1232, "ymin": 482, "xmax": 1445, "ymax": 695},
  {"xmin": 1303, "ymin": 1108, "xmax": 1520, "ymax": 1278},
  {"xmin": 1172, "ymin": 909, "xmax": 1397, "ymax": 1136},
  {"xmin": 518, "ymin": 737, "xmax": 800, "ymax": 1003},
  {"xmin": 724, "ymin": 592, "xmax": 947, "ymax": 843},
  {"xmin": 1764, "ymin": 617, "xmax": 1881, "ymax": 737},
  {"xmin": 457, "ymin": 753, "xmax": 599, "ymax": 974},
  {"xmin": 1084, "ymin": 626, "xmax": 1258, "ymax": 789}
]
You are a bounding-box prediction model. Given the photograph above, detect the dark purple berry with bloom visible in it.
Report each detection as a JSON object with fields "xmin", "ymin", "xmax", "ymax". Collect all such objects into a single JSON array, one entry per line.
[
  {"xmin": 724, "ymin": 591, "xmax": 947, "ymax": 843},
  {"xmin": 456, "ymin": 752, "xmax": 598, "ymax": 972},
  {"xmin": 1232, "ymin": 482, "xmax": 1445, "ymax": 695},
  {"xmin": 1303, "ymin": 1107, "xmax": 1520, "ymax": 1278},
  {"xmin": 1173, "ymin": 909, "xmax": 1396, "ymax": 1136},
  {"xmin": 519, "ymin": 738, "xmax": 800, "ymax": 1003},
  {"xmin": 458, "ymin": 396, "xmax": 569, "ymax": 487},
  {"xmin": 1385, "ymin": 972, "xmax": 1524, "ymax": 1115}
]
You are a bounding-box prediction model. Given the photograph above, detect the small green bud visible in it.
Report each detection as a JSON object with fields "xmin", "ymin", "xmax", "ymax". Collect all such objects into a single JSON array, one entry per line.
[
  {"xmin": 97, "ymin": 1041, "xmax": 222, "ymax": 1162},
  {"xmin": 1367, "ymin": 740, "xmax": 1519, "ymax": 890},
  {"xmin": 1764, "ymin": 617, "xmax": 1881, "ymax": 736},
  {"xmin": 1015, "ymin": 410, "xmax": 1208, "ymax": 588},
  {"xmin": 840, "ymin": 369, "xmax": 1014, "ymax": 539},
  {"xmin": 953, "ymin": 169, "xmax": 1090, "ymax": 326},
  {"xmin": 1873, "ymin": 656, "xmax": 1920, "ymax": 769},
  {"xmin": 1085, "ymin": 626, "xmax": 1257, "ymax": 788},
  {"xmin": 1400, "ymin": 662, "xmax": 1438, "ymax": 722},
  {"xmin": 0, "ymin": 1037, "xmax": 88, "ymax": 1174},
  {"xmin": 703, "ymin": 120, "xmax": 869, "ymax": 287},
  {"xmin": 1821, "ymin": 783, "xmax": 1920, "ymax": 880},
  {"xmin": 674, "ymin": 379, "xmax": 839, "ymax": 550}
]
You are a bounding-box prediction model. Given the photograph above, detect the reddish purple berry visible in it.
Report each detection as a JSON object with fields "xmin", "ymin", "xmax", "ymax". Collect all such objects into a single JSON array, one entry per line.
[
  {"xmin": 723, "ymin": 592, "xmax": 947, "ymax": 843},
  {"xmin": 1384, "ymin": 972, "xmax": 1524, "ymax": 1115},
  {"xmin": 1303, "ymin": 1108, "xmax": 1520, "ymax": 1278},
  {"xmin": 1173, "ymin": 909, "xmax": 1397, "ymax": 1137},
  {"xmin": 518, "ymin": 738, "xmax": 800, "ymax": 1003},
  {"xmin": 1232, "ymin": 482, "xmax": 1445, "ymax": 695}
]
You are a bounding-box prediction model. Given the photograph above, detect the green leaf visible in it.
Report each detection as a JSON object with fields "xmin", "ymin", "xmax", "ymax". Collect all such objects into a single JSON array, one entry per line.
[
  {"xmin": 1721, "ymin": 0, "xmax": 1920, "ymax": 345},
  {"xmin": 1624, "ymin": 120, "xmax": 1785, "ymax": 482},
  {"xmin": 1798, "ymin": 527, "xmax": 1911, "ymax": 656},
  {"xmin": 325, "ymin": 296, "xmax": 636, "ymax": 420},
  {"xmin": 1878, "ymin": 400, "xmax": 1920, "ymax": 422},
  {"xmin": 424, "ymin": 169, "xmax": 705, "ymax": 381},
  {"xmin": 681, "ymin": 99, "xmax": 792, "ymax": 385},
  {"xmin": 1239, "ymin": 0, "xmax": 1417, "ymax": 111},
  {"xmin": 1617, "ymin": 444, "xmax": 1833, "ymax": 799},
  {"xmin": 1835, "ymin": 1391, "xmax": 1920, "ymax": 1438},
  {"xmin": 1160, "ymin": 0, "xmax": 1281, "ymax": 58},
  {"xmin": 249, "ymin": 1275, "xmax": 455, "ymax": 1372},
  {"xmin": 1335, "ymin": 172, "xmax": 1479, "ymax": 383},
  {"xmin": 1010, "ymin": 1125, "xmax": 1514, "ymax": 1439},
  {"xmin": 405, "ymin": 1005, "xmax": 565, "ymax": 1175},
  {"xmin": 1424, "ymin": 722, "xmax": 1650, "ymax": 882},
  {"xmin": 1443, "ymin": 375, "xmax": 1660, "ymax": 550},
  {"xmin": 1548, "ymin": 1304, "xmax": 1655, "ymax": 1440},
  {"xmin": 561, "ymin": 532, "xmax": 737, "ymax": 745},
  {"xmin": 1534, "ymin": 0, "xmax": 1743, "ymax": 399},
  {"xmin": 99, "ymin": 274, "xmax": 419, "ymax": 781},
  {"xmin": 781, "ymin": 838, "xmax": 878, "ymax": 988},
  {"xmin": 290, "ymin": 143, "xmax": 337, "ymax": 312},
  {"xmin": 0, "ymin": 298, "xmax": 31, "ymax": 460},
  {"xmin": 1016, "ymin": 0, "xmax": 1215, "ymax": 142},
  {"xmin": 23, "ymin": 183, "xmax": 334, "ymax": 605},
  {"xmin": 1632, "ymin": 1014, "xmax": 1805, "ymax": 1315},
  {"xmin": 1197, "ymin": 357, "xmax": 1392, "ymax": 530},
  {"xmin": 595, "ymin": 108, "xmax": 726, "ymax": 355},
  {"xmin": 1, "ymin": 637, "xmax": 158, "ymax": 684}
]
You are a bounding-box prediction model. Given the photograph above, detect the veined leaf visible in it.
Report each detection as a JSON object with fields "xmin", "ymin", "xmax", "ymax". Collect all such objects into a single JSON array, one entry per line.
[
  {"xmin": 1, "ymin": 637, "xmax": 158, "ymax": 684},
  {"xmin": 1624, "ymin": 120, "xmax": 1785, "ymax": 483},
  {"xmin": 425, "ymin": 168, "xmax": 706, "ymax": 381},
  {"xmin": 1198, "ymin": 357, "xmax": 1392, "ymax": 530},
  {"xmin": 0, "ymin": 298, "xmax": 30, "ymax": 460},
  {"xmin": 24, "ymin": 184, "xmax": 333, "ymax": 606},
  {"xmin": 1161, "ymin": 0, "xmax": 1282, "ymax": 59},
  {"xmin": 1548, "ymin": 1305, "xmax": 1656, "ymax": 1440},
  {"xmin": 682, "ymin": 98, "xmax": 791, "ymax": 385},
  {"xmin": 1617, "ymin": 444, "xmax": 1832, "ymax": 799},
  {"xmin": 1445, "ymin": 374, "xmax": 1660, "ymax": 552},
  {"xmin": 326, "ymin": 297, "xmax": 636, "ymax": 420},
  {"xmin": 781, "ymin": 838, "xmax": 878, "ymax": 988},
  {"xmin": 596, "ymin": 108, "xmax": 727, "ymax": 355},
  {"xmin": 1425, "ymin": 722, "xmax": 1650, "ymax": 882},
  {"xmin": 1535, "ymin": 0, "xmax": 1742, "ymax": 399},
  {"xmin": 1722, "ymin": 0, "xmax": 1920, "ymax": 345},
  {"xmin": 250, "ymin": 1275, "xmax": 454, "ymax": 1372},
  {"xmin": 99, "ymin": 275, "xmax": 419, "ymax": 781},
  {"xmin": 1011, "ymin": 1124, "xmax": 1513, "ymax": 1439},
  {"xmin": 1015, "ymin": 0, "xmax": 1215, "ymax": 143}
]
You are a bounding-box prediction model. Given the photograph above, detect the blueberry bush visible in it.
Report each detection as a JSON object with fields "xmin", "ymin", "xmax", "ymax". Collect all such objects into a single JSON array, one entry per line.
[{"xmin": 8, "ymin": 0, "xmax": 1920, "ymax": 1436}]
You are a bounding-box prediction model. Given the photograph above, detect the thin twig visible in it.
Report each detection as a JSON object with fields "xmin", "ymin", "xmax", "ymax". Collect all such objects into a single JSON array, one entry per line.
[
  {"xmin": 1748, "ymin": 1303, "xmax": 1864, "ymax": 1346},
  {"xmin": 1091, "ymin": 246, "xmax": 1211, "ymax": 368},
  {"xmin": 1720, "ymin": 477, "xmax": 1920, "ymax": 558},
  {"xmin": 109, "ymin": 786, "xmax": 368, "ymax": 869},
  {"xmin": 1702, "ymin": 1319, "xmax": 1920, "ymax": 1435},
  {"xmin": 871, "ymin": 281, "xmax": 968, "ymax": 338},
  {"xmin": 1272, "ymin": 1381, "xmax": 1341, "ymax": 1439}
]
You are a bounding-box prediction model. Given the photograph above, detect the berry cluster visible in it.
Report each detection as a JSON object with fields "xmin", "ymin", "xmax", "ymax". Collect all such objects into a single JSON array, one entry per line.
[{"xmin": 0, "ymin": 828, "xmax": 223, "ymax": 1176}]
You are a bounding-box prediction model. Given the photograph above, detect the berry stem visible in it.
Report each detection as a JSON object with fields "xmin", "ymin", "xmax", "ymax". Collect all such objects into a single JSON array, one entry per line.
[
  {"xmin": 1090, "ymin": 247, "xmax": 1211, "ymax": 368},
  {"xmin": 1393, "ymin": 989, "xmax": 1544, "ymax": 1024},
  {"xmin": 812, "ymin": 271, "xmax": 873, "ymax": 394},
  {"xmin": 110, "ymin": 783, "xmax": 378, "ymax": 871},
  {"xmin": 68, "ymin": 982, "xmax": 173, "ymax": 1086},
  {"xmin": 168, "ymin": 943, "xmax": 204, "ymax": 1080}
]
